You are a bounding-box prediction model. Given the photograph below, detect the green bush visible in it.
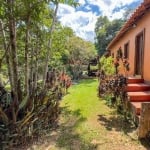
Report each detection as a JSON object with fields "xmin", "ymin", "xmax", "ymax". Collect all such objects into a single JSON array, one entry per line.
[{"xmin": 99, "ymin": 56, "xmax": 115, "ymax": 76}]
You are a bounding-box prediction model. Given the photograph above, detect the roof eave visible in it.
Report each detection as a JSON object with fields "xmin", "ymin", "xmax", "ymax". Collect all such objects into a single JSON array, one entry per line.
[{"xmin": 107, "ymin": 0, "xmax": 150, "ymax": 50}]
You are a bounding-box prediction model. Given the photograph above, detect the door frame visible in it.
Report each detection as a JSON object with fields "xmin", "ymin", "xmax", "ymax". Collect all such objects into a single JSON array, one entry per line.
[{"xmin": 134, "ymin": 28, "xmax": 145, "ymax": 77}]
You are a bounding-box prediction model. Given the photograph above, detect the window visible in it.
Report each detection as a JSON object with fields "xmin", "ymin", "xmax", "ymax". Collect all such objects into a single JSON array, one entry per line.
[{"xmin": 124, "ymin": 42, "xmax": 129, "ymax": 59}]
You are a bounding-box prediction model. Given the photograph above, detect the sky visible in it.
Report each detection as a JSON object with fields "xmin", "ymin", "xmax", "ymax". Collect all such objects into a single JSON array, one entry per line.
[{"xmin": 57, "ymin": 0, "xmax": 143, "ymax": 42}]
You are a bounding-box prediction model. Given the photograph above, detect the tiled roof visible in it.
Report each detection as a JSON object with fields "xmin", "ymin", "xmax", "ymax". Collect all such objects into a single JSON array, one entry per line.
[{"xmin": 107, "ymin": 0, "xmax": 150, "ymax": 49}]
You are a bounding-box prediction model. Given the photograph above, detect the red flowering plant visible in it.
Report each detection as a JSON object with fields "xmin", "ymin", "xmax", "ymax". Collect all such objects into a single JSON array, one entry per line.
[
  {"xmin": 58, "ymin": 71, "xmax": 72, "ymax": 94},
  {"xmin": 98, "ymin": 47, "xmax": 130, "ymax": 116},
  {"xmin": 123, "ymin": 59, "xmax": 130, "ymax": 72},
  {"xmin": 114, "ymin": 47, "xmax": 130, "ymax": 75},
  {"xmin": 113, "ymin": 59, "xmax": 119, "ymax": 74}
]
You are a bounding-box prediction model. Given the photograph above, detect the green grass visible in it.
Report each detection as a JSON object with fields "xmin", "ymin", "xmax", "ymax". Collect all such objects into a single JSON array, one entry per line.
[
  {"xmin": 28, "ymin": 78, "xmax": 147, "ymax": 150},
  {"xmin": 56, "ymin": 79, "xmax": 146, "ymax": 150},
  {"xmin": 89, "ymin": 65, "xmax": 98, "ymax": 71},
  {"xmin": 61, "ymin": 79, "xmax": 109, "ymax": 117},
  {"xmin": 58, "ymin": 79, "xmax": 115, "ymax": 149}
]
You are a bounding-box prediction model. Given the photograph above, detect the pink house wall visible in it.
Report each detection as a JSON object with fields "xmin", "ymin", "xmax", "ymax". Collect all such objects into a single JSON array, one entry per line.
[{"xmin": 109, "ymin": 12, "xmax": 150, "ymax": 82}]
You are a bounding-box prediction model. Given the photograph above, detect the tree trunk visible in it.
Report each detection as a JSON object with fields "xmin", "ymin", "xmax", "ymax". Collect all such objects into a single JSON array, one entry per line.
[
  {"xmin": 0, "ymin": 19, "xmax": 13, "ymax": 90},
  {"xmin": 30, "ymin": 40, "xmax": 39, "ymax": 97},
  {"xmin": 42, "ymin": 3, "xmax": 59, "ymax": 88},
  {"xmin": 24, "ymin": 16, "xmax": 30, "ymax": 98},
  {"xmin": 33, "ymin": 45, "xmax": 38, "ymax": 93},
  {"xmin": 7, "ymin": 0, "xmax": 21, "ymax": 122},
  {"xmin": 29, "ymin": 47, "xmax": 34, "ymax": 96}
]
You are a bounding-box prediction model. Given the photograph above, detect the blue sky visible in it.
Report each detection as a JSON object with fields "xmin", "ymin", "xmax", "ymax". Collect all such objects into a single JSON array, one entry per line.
[{"xmin": 57, "ymin": 0, "xmax": 143, "ymax": 42}]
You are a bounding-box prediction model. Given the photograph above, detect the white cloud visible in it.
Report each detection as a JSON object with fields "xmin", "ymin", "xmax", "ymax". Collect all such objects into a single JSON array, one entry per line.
[
  {"xmin": 57, "ymin": 4, "xmax": 75, "ymax": 17},
  {"xmin": 110, "ymin": 9, "xmax": 125, "ymax": 20},
  {"xmin": 58, "ymin": 4, "xmax": 98, "ymax": 42},
  {"xmin": 57, "ymin": 0, "xmax": 142, "ymax": 42},
  {"xmin": 77, "ymin": 0, "xmax": 86, "ymax": 5},
  {"xmin": 85, "ymin": 5, "xmax": 92, "ymax": 11},
  {"xmin": 86, "ymin": 0, "xmax": 141, "ymax": 20}
]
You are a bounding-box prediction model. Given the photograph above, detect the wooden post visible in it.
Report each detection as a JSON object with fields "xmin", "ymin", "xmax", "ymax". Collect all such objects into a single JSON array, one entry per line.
[{"xmin": 138, "ymin": 102, "xmax": 150, "ymax": 138}]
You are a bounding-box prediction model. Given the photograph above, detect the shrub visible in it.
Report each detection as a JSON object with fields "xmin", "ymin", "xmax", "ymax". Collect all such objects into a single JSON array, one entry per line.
[
  {"xmin": 99, "ymin": 56, "xmax": 115, "ymax": 76},
  {"xmin": 98, "ymin": 55, "xmax": 128, "ymax": 109}
]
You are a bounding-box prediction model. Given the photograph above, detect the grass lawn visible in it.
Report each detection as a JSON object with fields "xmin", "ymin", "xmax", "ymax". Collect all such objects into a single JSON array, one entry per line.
[
  {"xmin": 57, "ymin": 79, "xmax": 111, "ymax": 150},
  {"xmin": 56, "ymin": 79, "xmax": 146, "ymax": 150},
  {"xmin": 28, "ymin": 79, "xmax": 149, "ymax": 150}
]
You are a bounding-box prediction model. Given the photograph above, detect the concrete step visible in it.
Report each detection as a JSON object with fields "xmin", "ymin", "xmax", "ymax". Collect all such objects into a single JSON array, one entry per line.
[
  {"xmin": 127, "ymin": 77, "xmax": 144, "ymax": 84},
  {"xmin": 126, "ymin": 83, "xmax": 150, "ymax": 92},
  {"xmin": 128, "ymin": 91, "xmax": 150, "ymax": 102},
  {"xmin": 131, "ymin": 102, "xmax": 141, "ymax": 115},
  {"xmin": 129, "ymin": 101, "xmax": 141, "ymax": 125}
]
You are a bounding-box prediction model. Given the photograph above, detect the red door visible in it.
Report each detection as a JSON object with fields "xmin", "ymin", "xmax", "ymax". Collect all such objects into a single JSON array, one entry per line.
[{"xmin": 135, "ymin": 32, "xmax": 144, "ymax": 76}]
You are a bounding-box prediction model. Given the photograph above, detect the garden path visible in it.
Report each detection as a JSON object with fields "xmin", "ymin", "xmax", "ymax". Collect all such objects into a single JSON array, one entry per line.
[{"xmin": 28, "ymin": 79, "xmax": 149, "ymax": 150}]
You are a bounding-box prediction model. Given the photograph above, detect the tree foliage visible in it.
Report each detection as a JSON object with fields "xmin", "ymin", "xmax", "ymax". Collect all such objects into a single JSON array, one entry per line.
[
  {"xmin": 95, "ymin": 16, "xmax": 124, "ymax": 56},
  {"xmin": 0, "ymin": 0, "xmax": 95, "ymax": 148},
  {"xmin": 123, "ymin": 8, "xmax": 135, "ymax": 21},
  {"xmin": 99, "ymin": 56, "xmax": 115, "ymax": 76},
  {"xmin": 62, "ymin": 36, "xmax": 97, "ymax": 79}
]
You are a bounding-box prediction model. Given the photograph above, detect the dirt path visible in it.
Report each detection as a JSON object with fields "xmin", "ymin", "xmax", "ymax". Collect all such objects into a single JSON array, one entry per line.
[{"xmin": 27, "ymin": 79, "xmax": 150, "ymax": 150}]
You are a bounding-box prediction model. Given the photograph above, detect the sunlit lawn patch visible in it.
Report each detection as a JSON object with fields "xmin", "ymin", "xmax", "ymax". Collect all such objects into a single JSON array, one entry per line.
[
  {"xmin": 28, "ymin": 79, "xmax": 147, "ymax": 150},
  {"xmin": 58, "ymin": 79, "xmax": 116, "ymax": 149},
  {"xmin": 57, "ymin": 79, "xmax": 145, "ymax": 150}
]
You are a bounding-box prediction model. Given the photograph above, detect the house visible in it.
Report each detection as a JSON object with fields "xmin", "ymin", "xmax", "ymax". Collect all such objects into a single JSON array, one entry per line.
[
  {"xmin": 107, "ymin": 0, "xmax": 150, "ymax": 138},
  {"xmin": 107, "ymin": 0, "xmax": 150, "ymax": 83}
]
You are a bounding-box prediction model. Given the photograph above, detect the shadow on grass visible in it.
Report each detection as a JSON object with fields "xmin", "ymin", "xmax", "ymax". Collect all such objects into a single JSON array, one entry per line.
[
  {"xmin": 97, "ymin": 114, "xmax": 150, "ymax": 149},
  {"xmin": 56, "ymin": 106, "xmax": 98, "ymax": 150},
  {"xmin": 97, "ymin": 114, "xmax": 136, "ymax": 133},
  {"xmin": 139, "ymin": 138, "xmax": 150, "ymax": 149}
]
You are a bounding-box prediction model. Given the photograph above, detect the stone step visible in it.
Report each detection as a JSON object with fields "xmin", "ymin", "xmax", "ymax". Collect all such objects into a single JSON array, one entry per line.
[
  {"xmin": 127, "ymin": 77, "xmax": 144, "ymax": 84},
  {"xmin": 128, "ymin": 91, "xmax": 150, "ymax": 102},
  {"xmin": 131, "ymin": 102, "xmax": 141, "ymax": 115},
  {"xmin": 129, "ymin": 102, "xmax": 141, "ymax": 125},
  {"xmin": 126, "ymin": 83, "xmax": 150, "ymax": 92}
]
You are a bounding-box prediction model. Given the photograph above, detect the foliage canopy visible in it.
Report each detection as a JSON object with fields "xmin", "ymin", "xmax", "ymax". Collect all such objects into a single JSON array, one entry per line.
[{"xmin": 95, "ymin": 16, "xmax": 124, "ymax": 56}]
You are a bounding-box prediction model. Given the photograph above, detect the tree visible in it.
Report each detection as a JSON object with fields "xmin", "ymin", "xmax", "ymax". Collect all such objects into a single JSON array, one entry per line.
[
  {"xmin": 123, "ymin": 8, "xmax": 134, "ymax": 21},
  {"xmin": 95, "ymin": 16, "xmax": 109, "ymax": 34},
  {"xmin": 62, "ymin": 35, "xmax": 97, "ymax": 79},
  {"xmin": 95, "ymin": 16, "xmax": 124, "ymax": 56},
  {"xmin": 0, "ymin": 0, "xmax": 83, "ymax": 147},
  {"xmin": 42, "ymin": 0, "xmax": 79, "ymax": 88}
]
